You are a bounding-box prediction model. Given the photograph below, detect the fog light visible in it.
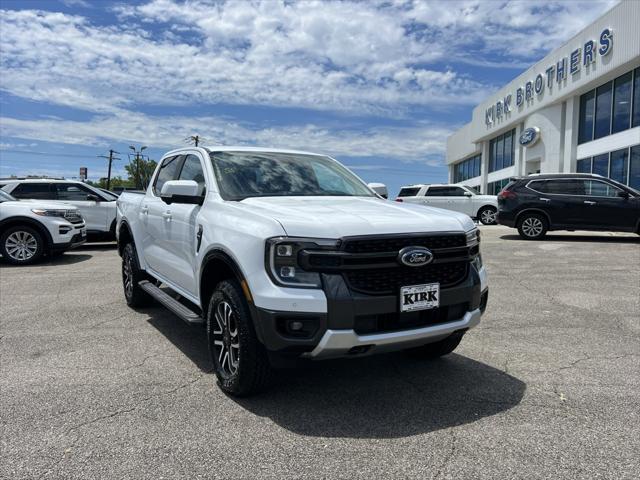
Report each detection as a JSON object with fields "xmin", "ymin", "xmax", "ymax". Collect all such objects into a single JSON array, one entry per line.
[
  {"xmin": 276, "ymin": 245, "xmax": 293, "ymax": 256},
  {"xmin": 289, "ymin": 321, "xmax": 303, "ymax": 331},
  {"xmin": 280, "ymin": 266, "xmax": 296, "ymax": 278}
]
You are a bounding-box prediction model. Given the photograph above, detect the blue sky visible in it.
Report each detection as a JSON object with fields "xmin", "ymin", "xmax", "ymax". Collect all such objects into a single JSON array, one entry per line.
[{"xmin": 0, "ymin": 0, "xmax": 618, "ymax": 196}]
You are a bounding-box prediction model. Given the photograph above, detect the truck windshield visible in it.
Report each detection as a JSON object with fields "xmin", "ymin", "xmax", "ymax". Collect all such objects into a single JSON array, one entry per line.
[{"xmin": 210, "ymin": 151, "xmax": 375, "ymax": 201}]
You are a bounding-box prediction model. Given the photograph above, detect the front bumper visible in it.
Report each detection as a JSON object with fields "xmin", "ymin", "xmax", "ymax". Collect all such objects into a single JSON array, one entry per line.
[
  {"xmin": 51, "ymin": 230, "xmax": 87, "ymax": 252},
  {"xmin": 252, "ymin": 265, "xmax": 487, "ymax": 359}
]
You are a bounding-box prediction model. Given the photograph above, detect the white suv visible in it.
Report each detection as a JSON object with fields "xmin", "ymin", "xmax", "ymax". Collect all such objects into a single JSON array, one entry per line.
[
  {"xmin": 396, "ymin": 184, "xmax": 499, "ymax": 225},
  {"xmin": 0, "ymin": 179, "xmax": 117, "ymax": 239},
  {"xmin": 0, "ymin": 190, "xmax": 86, "ymax": 264}
]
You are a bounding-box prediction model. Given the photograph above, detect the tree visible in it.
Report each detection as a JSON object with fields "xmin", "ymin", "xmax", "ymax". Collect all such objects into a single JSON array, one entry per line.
[
  {"xmin": 125, "ymin": 158, "xmax": 157, "ymax": 190},
  {"xmin": 95, "ymin": 176, "xmax": 131, "ymax": 190}
]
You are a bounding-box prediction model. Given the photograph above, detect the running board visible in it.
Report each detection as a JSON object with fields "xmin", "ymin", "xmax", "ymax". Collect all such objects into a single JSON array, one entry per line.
[{"xmin": 138, "ymin": 280, "xmax": 205, "ymax": 325}]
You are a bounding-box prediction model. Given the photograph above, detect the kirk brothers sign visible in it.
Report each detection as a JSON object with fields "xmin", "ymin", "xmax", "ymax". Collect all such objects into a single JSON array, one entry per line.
[{"xmin": 485, "ymin": 28, "xmax": 613, "ymax": 126}]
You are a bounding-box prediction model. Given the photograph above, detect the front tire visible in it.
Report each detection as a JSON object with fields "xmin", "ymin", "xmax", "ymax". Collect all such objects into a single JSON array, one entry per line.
[
  {"xmin": 406, "ymin": 332, "xmax": 464, "ymax": 359},
  {"xmin": 207, "ymin": 280, "xmax": 272, "ymax": 396},
  {"xmin": 517, "ymin": 213, "xmax": 548, "ymax": 240},
  {"xmin": 0, "ymin": 226, "xmax": 45, "ymax": 265},
  {"xmin": 478, "ymin": 206, "xmax": 498, "ymax": 225},
  {"xmin": 121, "ymin": 242, "xmax": 153, "ymax": 307}
]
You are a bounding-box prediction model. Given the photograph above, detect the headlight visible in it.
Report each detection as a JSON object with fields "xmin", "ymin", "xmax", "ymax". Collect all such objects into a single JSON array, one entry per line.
[
  {"xmin": 466, "ymin": 228, "xmax": 480, "ymax": 247},
  {"xmin": 266, "ymin": 237, "xmax": 337, "ymax": 288},
  {"xmin": 31, "ymin": 208, "xmax": 68, "ymax": 217}
]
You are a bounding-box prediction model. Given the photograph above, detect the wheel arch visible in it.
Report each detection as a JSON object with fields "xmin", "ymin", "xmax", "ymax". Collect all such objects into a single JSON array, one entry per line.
[
  {"xmin": 476, "ymin": 204, "xmax": 497, "ymax": 217},
  {"xmin": 199, "ymin": 249, "xmax": 251, "ymax": 316},
  {"xmin": 0, "ymin": 216, "xmax": 53, "ymax": 250},
  {"xmin": 515, "ymin": 208, "xmax": 552, "ymax": 227},
  {"xmin": 117, "ymin": 220, "xmax": 133, "ymax": 256}
]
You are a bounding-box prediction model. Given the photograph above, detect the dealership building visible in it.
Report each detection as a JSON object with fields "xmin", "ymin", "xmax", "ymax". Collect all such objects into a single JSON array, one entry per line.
[{"xmin": 446, "ymin": 0, "xmax": 640, "ymax": 194}]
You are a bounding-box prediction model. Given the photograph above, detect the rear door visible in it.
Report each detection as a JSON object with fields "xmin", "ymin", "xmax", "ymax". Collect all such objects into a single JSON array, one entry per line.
[
  {"xmin": 396, "ymin": 187, "xmax": 423, "ymax": 204},
  {"xmin": 422, "ymin": 186, "xmax": 471, "ymax": 214},
  {"xmin": 525, "ymin": 179, "xmax": 581, "ymax": 226},
  {"xmin": 142, "ymin": 155, "xmax": 184, "ymax": 280}
]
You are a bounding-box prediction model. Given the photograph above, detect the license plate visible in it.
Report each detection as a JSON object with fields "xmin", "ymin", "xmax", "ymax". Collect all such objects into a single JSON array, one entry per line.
[
  {"xmin": 400, "ymin": 283, "xmax": 440, "ymax": 312},
  {"xmin": 81, "ymin": 229, "xmax": 87, "ymax": 237}
]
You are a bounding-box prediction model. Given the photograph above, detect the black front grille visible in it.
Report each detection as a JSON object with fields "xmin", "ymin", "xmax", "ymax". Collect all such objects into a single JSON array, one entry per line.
[
  {"xmin": 341, "ymin": 233, "xmax": 466, "ymax": 253},
  {"xmin": 344, "ymin": 262, "xmax": 468, "ymax": 295},
  {"xmin": 354, "ymin": 302, "xmax": 469, "ymax": 334},
  {"xmin": 64, "ymin": 210, "xmax": 83, "ymax": 224}
]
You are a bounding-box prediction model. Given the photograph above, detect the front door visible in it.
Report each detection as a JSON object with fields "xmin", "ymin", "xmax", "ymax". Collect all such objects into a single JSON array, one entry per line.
[
  {"xmin": 576, "ymin": 180, "xmax": 636, "ymax": 229},
  {"xmin": 55, "ymin": 183, "xmax": 109, "ymax": 232}
]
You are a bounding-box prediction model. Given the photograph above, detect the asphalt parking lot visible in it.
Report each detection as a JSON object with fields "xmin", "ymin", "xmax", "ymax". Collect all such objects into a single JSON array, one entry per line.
[{"xmin": 1, "ymin": 225, "xmax": 639, "ymax": 479}]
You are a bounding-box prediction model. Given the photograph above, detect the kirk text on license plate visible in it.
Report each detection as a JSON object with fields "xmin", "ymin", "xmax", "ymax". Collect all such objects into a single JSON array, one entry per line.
[{"xmin": 400, "ymin": 283, "xmax": 440, "ymax": 312}]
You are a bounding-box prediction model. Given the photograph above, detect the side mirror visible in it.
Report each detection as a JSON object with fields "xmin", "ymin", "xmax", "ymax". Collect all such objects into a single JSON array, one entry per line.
[
  {"xmin": 86, "ymin": 194, "xmax": 101, "ymax": 202},
  {"xmin": 161, "ymin": 180, "xmax": 204, "ymax": 205},
  {"xmin": 368, "ymin": 182, "xmax": 388, "ymax": 199},
  {"xmin": 463, "ymin": 191, "xmax": 473, "ymax": 197},
  {"xmin": 617, "ymin": 190, "xmax": 630, "ymax": 199}
]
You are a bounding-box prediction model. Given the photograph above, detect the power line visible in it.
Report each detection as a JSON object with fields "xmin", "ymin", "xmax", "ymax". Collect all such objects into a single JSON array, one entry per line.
[{"xmin": 0, "ymin": 149, "xmax": 93, "ymax": 158}]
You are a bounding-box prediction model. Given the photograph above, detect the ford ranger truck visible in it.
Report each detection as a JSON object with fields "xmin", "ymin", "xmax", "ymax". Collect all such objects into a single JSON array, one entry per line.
[{"xmin": 116, "ymin": 147, "xmax": 488, "ymax": 396}]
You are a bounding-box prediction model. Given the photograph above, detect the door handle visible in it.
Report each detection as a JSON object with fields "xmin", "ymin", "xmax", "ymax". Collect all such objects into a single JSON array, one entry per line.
[
  {"xmin": 141, "ymin": 206, "xmax": 149, "ymax": 214},
  {"xmin": 583, "ymin": 200, "xmax": 596, "ymax": 205},
  {"xmin": 162, "ymin": 211, "xmax": 172, "ymax": 221},
  {"xmin": 539, "ymin": 198, "xmax": 550, "ymax": 202}
]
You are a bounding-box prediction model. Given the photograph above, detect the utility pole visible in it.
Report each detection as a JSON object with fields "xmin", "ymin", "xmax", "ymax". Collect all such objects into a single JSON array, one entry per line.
[
  {"xmin": 185, "ymin": 135, "xmax": 204, "ymax": 147},
  {"xmin": 129, "ymin": 145, "xmax": 147, "ymax": 190},
  {"xmin": 97, "ymin": 149, "xmax": 121, "ymax": 190}
]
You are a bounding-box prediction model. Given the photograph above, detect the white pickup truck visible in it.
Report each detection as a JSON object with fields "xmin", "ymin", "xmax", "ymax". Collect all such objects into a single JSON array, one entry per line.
[{"xmin": 116, "ymin": 147, "xmax": 488, "ymax": 395}]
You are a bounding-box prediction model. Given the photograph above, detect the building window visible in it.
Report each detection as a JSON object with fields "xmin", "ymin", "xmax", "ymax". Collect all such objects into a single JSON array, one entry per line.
[
  {"xmin": 487, "ymin": 178, "xmax": 509, "ymax": 195},
  {"xmin": 633, "ymin": 67, "xmax": 640, "ymax": 128},
  {"xmin": 488, "ymin": 129, "xmax": 515, "ymax": 173},
  {"xmin": 453, "ymin": 154, "xmax": 481, "ymax": 183},
  {"xmin": 579, "ymin": 68, "xmax": 639, "ymax": 144},
  {"xmin": 612, "ymin": 72, "xmax": 633, "ymax": 134},
  {"xmin": 594, "ymin": 82, "xmax": 613, "ymax": 140},
  {"xmin": 630, "ymin": 145, "xmax": 640, "ymax": 189},
  {"xmin": 575, "ymin": 144, "xmax": 640, "ymax": 188}
]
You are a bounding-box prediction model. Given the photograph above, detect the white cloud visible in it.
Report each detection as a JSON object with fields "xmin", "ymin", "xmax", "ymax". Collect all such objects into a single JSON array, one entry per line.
[{"xmin": 0, "ymin": 111, "xmax": 452, "ymax": 162}]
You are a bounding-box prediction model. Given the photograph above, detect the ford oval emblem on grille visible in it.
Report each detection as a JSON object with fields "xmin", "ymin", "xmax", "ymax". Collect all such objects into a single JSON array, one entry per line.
[{"xmin": 398, "ymin": 246, "xmax": 433, "ymax": 267}]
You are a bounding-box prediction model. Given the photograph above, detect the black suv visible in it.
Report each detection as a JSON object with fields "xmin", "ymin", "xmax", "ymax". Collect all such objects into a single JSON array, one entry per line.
[{"xmin": 497, "ymin": 173, "xmax": 640, "ymax": 239}]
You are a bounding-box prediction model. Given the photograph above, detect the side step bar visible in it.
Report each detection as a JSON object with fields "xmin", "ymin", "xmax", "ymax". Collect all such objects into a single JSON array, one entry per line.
[{"xmin": 138, "ymin": 280, "xmax": 205, "ymax": 325}]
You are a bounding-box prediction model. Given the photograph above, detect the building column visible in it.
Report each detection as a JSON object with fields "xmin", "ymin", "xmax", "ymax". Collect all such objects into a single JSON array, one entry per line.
[
  {"xmin": 514, "ymin": 123, "xmax": 524, "ymax": 176},
  {"xmin": 563, "ymin": 96, "xmax": 579, "ymax": 173},
  {"xmin": 480, "ymin": 141, "xmax": 490, "ymax": 194}
]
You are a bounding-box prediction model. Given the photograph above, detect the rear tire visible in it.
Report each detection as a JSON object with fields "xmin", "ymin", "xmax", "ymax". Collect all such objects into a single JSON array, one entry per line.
[
  {"xmin": 478, "ymin": 206, "xmax": 498, "ymax": 225},
  {"xmin": 405, "ymin": 332, "xmax": 464, "ymax": 359},
  {"xmin": 0, "ymin": 225, "xmax": 45, "ymax": 265},
  {"xmin": 207, "ymin": 280, "xmax": 272, "ymax": 396},
  {"xmin": 517, "ymin": 213, "xmax": 548, "ymax": 240},
  {"xmin": 122, "ymin": 242, "xmax": 153, "ymax": 307}
]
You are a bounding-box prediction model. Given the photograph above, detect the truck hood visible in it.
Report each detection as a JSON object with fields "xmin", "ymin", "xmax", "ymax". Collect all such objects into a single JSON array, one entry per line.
[{"xmin": 239, "ymin": 196, "xmax": 475, "ymax": 238}]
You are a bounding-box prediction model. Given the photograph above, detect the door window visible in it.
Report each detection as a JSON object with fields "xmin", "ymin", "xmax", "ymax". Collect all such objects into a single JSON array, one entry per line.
[
  {"xmin": 153, "ymin": 156, "xmax": 182, "ymax": 196},
  {"xmin": 398, "ymin": 187, "xmax": 421, "ymax": 197},
  {"xmin": 56, "ymin": 183, "xmax": 93, "ymax": 200},
  {"xmin": 426, "ymin": 186, "xmax": 466, "ymax": 196},
  {"xmin": 584, "ymin": 180, "xmax": 622, "ymax": 197},
  {"xmin": 529, "ymin": 179, "xmax": 585, "ymax": 195},
  {"xmin": 177, "ymin": 154, "xmax": 206, "ymax": 195},
  {"xmin": 10, "ymin": 183, "xmax": 56, "ymax": 200}
]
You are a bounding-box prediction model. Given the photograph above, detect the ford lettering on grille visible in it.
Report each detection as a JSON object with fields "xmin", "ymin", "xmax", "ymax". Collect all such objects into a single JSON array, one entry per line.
[{"xmin": 398, "ymin": 247, "xmax": 433, "ymax": 267}]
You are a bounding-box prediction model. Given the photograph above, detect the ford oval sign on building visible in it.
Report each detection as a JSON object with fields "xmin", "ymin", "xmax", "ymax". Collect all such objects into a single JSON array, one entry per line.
[{"xmin": 519, "ymin": 127, "xmax": 540, "ymax": 147}]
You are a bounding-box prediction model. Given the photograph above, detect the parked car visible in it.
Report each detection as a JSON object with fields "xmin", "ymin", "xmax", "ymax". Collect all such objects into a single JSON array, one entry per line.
[
  {"xmin": 497, "ymin": 173, "xmax": 640, "ymax": 239},
  {"xmin": 117, "ymin": 147, "xmax": 488, "ymax": 396},
  {"xmin": 0, "ymin": 179, "xmax": 117, "ymax": 240},
  {"xmin": 395, "ymin": 184, "xmax": 499, "ymax": 225},
  {"xmin": 0, "ymin": 189, "xmax": 86, "ymax": 264}
]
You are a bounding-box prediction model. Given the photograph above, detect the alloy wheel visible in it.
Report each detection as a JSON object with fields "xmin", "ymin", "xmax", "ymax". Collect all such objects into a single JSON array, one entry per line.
[
  {"xmin": 521, "ymin": 217, "xmax": 543, "ymax": 237},
  {"xmin": 123, "ymin": 252, "xmax": 134, "ymax": 298},
  {"xmin": 212, "ymin": 300, "xmax": 240, "ymax": 376},
  {"xmin": 5, "ymin": 231, "xmax": 38, "ymax": 261},
  {"xmin": 481, "ymin": 209, "xmax": 497, "ymax": 224}
]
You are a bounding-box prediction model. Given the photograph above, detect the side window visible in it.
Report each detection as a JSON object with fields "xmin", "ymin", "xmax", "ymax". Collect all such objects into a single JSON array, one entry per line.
[
  {"xmin": 449, "ymin": 187, "xmax": 467, "ymax": 196},
  {"xmin": 56, "ymin": 183, "xmax": 92, "ymax": 201},
  {"xmin": 398, "ymin": 187, "xmax": 421, "ymax": 197},
  {"xmin": 585, "ymin": 180, "xmax": 621, "ymax": 197},
  {"xmin": 529, "ymin": 180, "xmax": 584, "ymax": 195},
  {"xmin": 425, "ymin": 187, "xmax": 449, "ymax": 196},
  {"xmin": 153, "ymin": 156, "xmax": 182, "ymax": 196},
  {"xmin": 10, "ymin": 183, "xmax": 56, "ymax": 200},
  {"xmin": 177, "ymin": 154, "xmax": 206, "ymax": 196}
]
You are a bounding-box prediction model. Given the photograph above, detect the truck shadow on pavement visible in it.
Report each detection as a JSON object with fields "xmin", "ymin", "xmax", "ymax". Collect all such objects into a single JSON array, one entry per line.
[
  {"xmin": 0, "ymin": 253, "xmax": 93, "ymax": 267},
  {"xmin": 146, "ymin": 307, "xmax": 526, "ymax": 439}
]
